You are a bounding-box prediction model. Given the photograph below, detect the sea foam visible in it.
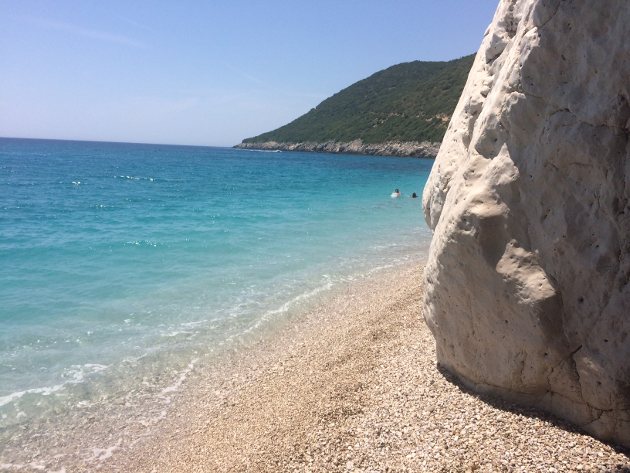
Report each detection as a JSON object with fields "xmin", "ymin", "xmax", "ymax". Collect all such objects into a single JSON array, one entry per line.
[{"xmin": 0, "ymin": 137, "xmax": 433, "ymax": 428}]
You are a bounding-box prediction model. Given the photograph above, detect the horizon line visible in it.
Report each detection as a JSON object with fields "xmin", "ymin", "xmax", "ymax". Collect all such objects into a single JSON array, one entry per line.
[{"xmin": 0, "ymin": 136, "xmax": 238, "ymax": 149}]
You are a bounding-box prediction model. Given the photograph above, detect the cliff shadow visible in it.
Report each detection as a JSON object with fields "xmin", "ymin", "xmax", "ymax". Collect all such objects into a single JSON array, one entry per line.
[{"xmin": 436, "ymin": 363, "xmax": 630, "ymax": 470}]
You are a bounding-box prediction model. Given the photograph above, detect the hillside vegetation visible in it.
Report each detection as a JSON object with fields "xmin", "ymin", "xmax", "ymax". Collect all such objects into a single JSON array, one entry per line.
[{"xmin": 242, "ymin": 54, "xmax": 475, "ymax": 145}]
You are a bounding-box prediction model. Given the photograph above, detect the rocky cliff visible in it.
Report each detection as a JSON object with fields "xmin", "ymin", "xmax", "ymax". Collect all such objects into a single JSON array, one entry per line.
[
  {"xmin": 239, "ymin": 56, "xmax": 474, "ymax": 147},
  {"xmin": 234, "ymin": 140, "xmax": 440, "ymax": 159},
  {"xmin": 422, "ymin": 0, "xmax": 630, "ymax": 448}
]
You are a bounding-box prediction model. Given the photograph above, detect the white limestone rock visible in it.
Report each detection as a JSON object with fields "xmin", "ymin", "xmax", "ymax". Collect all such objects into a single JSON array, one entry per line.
[{"xmin": 422, "ymin": 0, "xmax": 630, "ymax": 447}]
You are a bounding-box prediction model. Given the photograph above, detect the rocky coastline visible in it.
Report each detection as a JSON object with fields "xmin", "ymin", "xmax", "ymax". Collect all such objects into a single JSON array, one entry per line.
[{"xmin": 234, "ymin": 139, "xmax": 440, "ymax": 159}]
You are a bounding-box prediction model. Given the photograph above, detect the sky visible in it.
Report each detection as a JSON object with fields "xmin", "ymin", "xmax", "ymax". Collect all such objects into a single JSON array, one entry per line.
[{"xmin": 0, "ymin": 1, "xmax": 499, "ymax": 147}]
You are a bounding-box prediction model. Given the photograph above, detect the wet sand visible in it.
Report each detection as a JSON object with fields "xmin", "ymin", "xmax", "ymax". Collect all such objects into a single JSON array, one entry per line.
[{"xmin": 2, "ymin": 262, "xmax": 629, "ymax": 472}]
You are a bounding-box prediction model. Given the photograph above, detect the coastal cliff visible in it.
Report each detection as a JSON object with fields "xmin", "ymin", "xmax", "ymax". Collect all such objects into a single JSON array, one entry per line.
[
  {"xmin": 235, "ymin": 56, "xmax": 474, "ymax": 155},
  {"xmin": 423, "ymin": 0, "xmax": 630, "ymax": 448},
  {"xmin": 234, "ymin": 140, "xmax": 440, "ymax": 159}
]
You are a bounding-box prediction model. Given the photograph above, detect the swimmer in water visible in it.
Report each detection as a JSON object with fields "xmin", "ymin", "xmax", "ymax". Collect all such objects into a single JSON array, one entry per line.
[
  {"xmin": 393, "ymin": 189, "xmax": 401, "ymax": 196},
  {"xmin": 411, "ymin": 192, "xmax": 417, "ymax": 198}
]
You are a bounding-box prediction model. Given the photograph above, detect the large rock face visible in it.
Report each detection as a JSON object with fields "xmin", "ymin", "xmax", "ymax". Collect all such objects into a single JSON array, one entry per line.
[{"xmin": 422, "ymin": 0, "xmax": 630, "ymax": 447}]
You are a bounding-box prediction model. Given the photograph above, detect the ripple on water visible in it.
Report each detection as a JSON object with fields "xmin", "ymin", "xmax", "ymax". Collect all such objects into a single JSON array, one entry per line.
[{"xmin": 0, "ymin": 138, "xmax": 433, "ymax": 436}]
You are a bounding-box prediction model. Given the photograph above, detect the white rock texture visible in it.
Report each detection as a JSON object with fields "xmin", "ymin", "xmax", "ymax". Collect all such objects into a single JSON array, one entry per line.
[{"xmin": 422, "ymin": 0, "xmax": 630, "ymax": 447}]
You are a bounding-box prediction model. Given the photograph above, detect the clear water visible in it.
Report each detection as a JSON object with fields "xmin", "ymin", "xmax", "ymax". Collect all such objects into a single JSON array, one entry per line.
[{"xmin": 0, "ymin": 138, "xmax": 433, "ymax": 427}]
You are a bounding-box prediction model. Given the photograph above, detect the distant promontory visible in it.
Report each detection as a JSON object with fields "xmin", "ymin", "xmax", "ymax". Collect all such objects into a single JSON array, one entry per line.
[{"xmin": 234, "ymin": 55, "xmax": 474, "ymax": 158}]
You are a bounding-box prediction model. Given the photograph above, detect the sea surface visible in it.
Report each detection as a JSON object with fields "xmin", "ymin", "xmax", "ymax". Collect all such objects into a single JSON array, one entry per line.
[{"xmin": 0, "ymin": 138, "xmax": 433, "ymax": 428}]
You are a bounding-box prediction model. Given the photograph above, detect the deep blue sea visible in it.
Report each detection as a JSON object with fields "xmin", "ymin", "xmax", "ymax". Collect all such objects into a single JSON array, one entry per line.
[{"xmin": 0, "ymin": 138, "xmax": 433, "ymax": 427}]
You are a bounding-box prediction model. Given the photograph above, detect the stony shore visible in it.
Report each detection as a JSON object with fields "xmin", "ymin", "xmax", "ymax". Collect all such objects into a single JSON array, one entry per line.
[
  {"xmin": 1, "ymin": 263, "xmax": 629, "ymax": 472},
  {"xmin": 234, "ymin": 140, "xmax": 440, "ymax": 159}
]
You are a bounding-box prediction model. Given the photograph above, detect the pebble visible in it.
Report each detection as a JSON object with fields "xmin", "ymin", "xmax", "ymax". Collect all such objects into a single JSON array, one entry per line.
[{"xmin": 1, "ymin": 263, "xmax": 628, "ymax": 472}]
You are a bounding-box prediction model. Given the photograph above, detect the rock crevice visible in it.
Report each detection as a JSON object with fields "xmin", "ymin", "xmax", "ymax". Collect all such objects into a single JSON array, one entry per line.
[{"xmin": 423, "ymin": 0, "xmax": 630, "ymax": 448}]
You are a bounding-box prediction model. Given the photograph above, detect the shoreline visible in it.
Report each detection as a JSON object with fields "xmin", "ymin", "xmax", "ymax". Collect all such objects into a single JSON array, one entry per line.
[
  {"xmin": 1, "ymin": 261, "xmax": 628, "ymax": 472},
  {"xmin": 234, "ymin": 140, "xmax": 440, "ymax": 159}
]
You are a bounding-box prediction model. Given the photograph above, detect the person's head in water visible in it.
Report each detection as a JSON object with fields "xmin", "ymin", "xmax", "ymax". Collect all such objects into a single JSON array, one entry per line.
[
  {"xmin": 395, "ymin": 189, "xmax": 399, "ymax": 193},
  {"xmin": 411, "ymin": 192, "xmax": 417, "ymax": 198}
]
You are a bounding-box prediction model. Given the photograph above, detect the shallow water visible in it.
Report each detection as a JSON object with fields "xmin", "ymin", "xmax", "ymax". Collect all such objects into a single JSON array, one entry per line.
[{"xmin": 0, "ymin": 138, "xmax": 433, "ymax": 428}]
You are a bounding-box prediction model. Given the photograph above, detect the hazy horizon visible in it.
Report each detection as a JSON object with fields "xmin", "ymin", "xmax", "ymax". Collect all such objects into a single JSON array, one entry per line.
[
  {"xmin": 1, "ymin": 1, "xmax": 498, "ymax": 147},
  {"xmin": 0, "ymin": 135, "xmax": 246, "ymax": 148}
]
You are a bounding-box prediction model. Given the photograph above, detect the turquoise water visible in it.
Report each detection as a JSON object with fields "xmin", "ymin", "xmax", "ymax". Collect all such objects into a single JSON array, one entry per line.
[{"xmin": 0, "ymin": 138, "xmax": 433, "ymax": 426}]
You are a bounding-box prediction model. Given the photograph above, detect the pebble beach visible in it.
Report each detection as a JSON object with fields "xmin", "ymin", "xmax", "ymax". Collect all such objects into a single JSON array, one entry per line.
[{"xmin": 2, "ymin": 262, "xmax": 629, "ymax": 472}]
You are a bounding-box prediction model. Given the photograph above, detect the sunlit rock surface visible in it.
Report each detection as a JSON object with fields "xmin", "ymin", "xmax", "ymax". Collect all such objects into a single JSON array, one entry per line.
[{"xmin": 422, "ymin": 0, "xmax": 630, "ymax": 447}]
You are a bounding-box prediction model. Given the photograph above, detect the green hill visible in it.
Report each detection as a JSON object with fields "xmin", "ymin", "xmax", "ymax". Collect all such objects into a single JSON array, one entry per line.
[{"xmin": 242, "ymin": 54, "xmax": 475, "ymax": 145}]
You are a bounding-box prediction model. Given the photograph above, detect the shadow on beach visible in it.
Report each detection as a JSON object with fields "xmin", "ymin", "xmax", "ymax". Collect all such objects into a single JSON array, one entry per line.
[{"xmin": 437, "ymin": 363, "xmax": 630, "ymax": 470}]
